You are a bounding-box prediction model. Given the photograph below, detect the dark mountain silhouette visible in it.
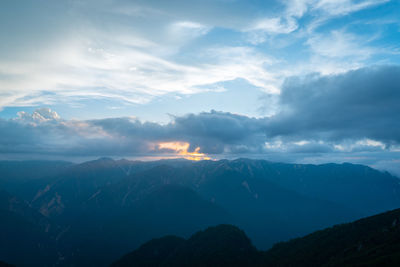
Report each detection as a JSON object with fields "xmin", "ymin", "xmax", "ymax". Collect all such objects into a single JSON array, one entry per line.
[
  {"xmin": 0, "ymin": 261, "xmax": 15, "ymax": 267},
  {"xmin": 112, "ymin": 224, "xmax": 261, "ymax": 267},
  {"xmin": 263, "ymin": 208, "xmax": 400, "ymax": 266},
  {"xmin": 0, "ymin": 158, "xmax": 400, "ymax": 266},
  {"xmin": 110, "ymin": 236, "xmax": 186, "ymax": 267},
  {"xmin": 112, "ymin": 208, "xmax": 400, "ymax": 267}
]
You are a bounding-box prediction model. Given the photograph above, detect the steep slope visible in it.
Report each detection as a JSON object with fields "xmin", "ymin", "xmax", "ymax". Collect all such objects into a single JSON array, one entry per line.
[
  {"xmin": 32, "ymin": 158, "xmax": 400, "ymax": 225},
  {"xmin": 89, "ymin": 162, "xmax": 360, "ymax": 249},
  {"xmin": 0, "ymin": 191, "xmax": 59, "ymax": 266},
  {"xmin": 31, "ymin": 158, "xmax": 139, "ymax": 220},
  {"xmin": 167, "ymin": 224, "xmax": 261, "ymax": 267},
  {"xmin": 30, "ymin": 158, "xmax": 192, "ymax": 220},
  {"xmin": 180, "ymin": 160, "xmax": 361, "ymax": 248},
  {"xmin": 111, "ymin": 224, "xmax": 261, "ymax": 267},
  {"xmin": 190, "ymin": 159, "xmax": 400, "ymax": 216},
  {"xmin": 38, "ymin": 158, "xmax": 400, "ymax": 252},
  {"xmin": 243, "ymin": 160, "xmax": 400, "ymax": 215},
  {"xmin": 111, "ymin": 236, "xmax": 185, "ymax": 267},
  {"xmin": 3, "ymin": 158, "xmax": 400, "ymax": 266},
  {"xmin": 264, "ymin": 208, "xmax": 400, "ymax": 266},
  {"xmin": 112, "ymin": 208, "xmax": 400, "ymax": 267},
  {"xmin": 58, "ymin": 185, "xmax": 231, "ymax": 266},
  {"xmin": 0, "ymin": 261, "xmax": 15, "ymax": 267},
  {"xmin": 0, "ymin": 160, "xmax": 72, "ymax": 201}
]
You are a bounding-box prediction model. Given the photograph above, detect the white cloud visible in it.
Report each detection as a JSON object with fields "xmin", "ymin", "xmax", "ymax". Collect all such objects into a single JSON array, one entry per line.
[
  {"xmin": 307, "ymin": 30, "xmax": 374, "ymax": 59},
  {"xmin": 283, "ymin": 0, "xmax": 389, "ymax": 17},
  {"xmin": 0, "ymin": 33, "xmax": 279, "ymax": 110},
  {"xmin": 0, "ymin": 0, "xmax": 396, "ymax": 114},
  {"xmin": 356, "ymin": 139, "xmax": 386, "ymax": 149},
  {"xmin": 245, "ymin": 0, "xmax": 390, "ymax": 44},
  {"xmin": 169, "ymin": 21, "xmax": 211, "ymax": 38},
  {"xmin": 249, "ymin": 17, "xmax": 298, "ymax": 35},
  {"xmin": 16, "ymin": 108, "xmax": 60, "ymax": 124},
  {"xmin": 313, "ymin": 0, "xmax": 390, "ymax": 16}
]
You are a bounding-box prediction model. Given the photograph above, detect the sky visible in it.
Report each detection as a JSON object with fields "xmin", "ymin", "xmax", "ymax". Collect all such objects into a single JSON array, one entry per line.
[{"xmin": 1, "ymin": 0, "xmax": 400, "ymax": 175}]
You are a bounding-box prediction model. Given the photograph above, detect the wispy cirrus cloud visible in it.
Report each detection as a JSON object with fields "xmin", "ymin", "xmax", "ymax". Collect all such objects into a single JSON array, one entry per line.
[
  {"xmin": 0, "ymin": 36, "xmax": 278, "ymax": 109},
  {"xmin": 307, "ymin": 30, "xmax": 375, "ymax": 59},
  {"xmin": 0, "ymin": 0, "xmax": 399, "ymax": 120},
  {"xmin": 244, "ymin": 0, "xmax": 389, "ymax": 40}
]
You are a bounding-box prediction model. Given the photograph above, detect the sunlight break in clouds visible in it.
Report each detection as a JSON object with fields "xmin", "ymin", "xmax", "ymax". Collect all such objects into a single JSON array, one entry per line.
[{"xmin": 157, "ymin": 141, "xmax": 212, "ymax": 161}]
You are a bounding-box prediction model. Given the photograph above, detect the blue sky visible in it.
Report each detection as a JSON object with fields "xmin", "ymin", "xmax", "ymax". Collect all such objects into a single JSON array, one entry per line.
[{"xmin": 1, "ymin": 0, "xmax": 400, "ymax": 175}]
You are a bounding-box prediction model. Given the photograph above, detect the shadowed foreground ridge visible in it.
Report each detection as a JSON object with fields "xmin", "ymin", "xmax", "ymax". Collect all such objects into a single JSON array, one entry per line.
[
  {"xmin": 111, "ymin": 235, "xmax": 185, "ymax": 267},
  {"xmin": 111, "ymin": 224, "xmax": 261, "ymax": 267},
  {"xmin": 264, "ymin": 208, "xmax": 400, "ymax": 266},
  {"xmin": 112, "ymin": 209, "xmax": 400, "ymax": 267}
]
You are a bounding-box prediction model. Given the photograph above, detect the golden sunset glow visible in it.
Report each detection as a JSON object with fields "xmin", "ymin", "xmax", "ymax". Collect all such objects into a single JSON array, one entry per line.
[{"xmin": 157, "ymin": 141, "xmax": 211, "ymax": 161}]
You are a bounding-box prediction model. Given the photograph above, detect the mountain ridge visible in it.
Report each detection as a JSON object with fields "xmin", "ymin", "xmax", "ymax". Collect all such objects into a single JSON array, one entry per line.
[
  {"xmin": 112, "ymin": 208, "xmax": 400, "ymax": 266},
  {"xmin": 1, "ymin": 158, "xmax": 399, "ymax": 266}
]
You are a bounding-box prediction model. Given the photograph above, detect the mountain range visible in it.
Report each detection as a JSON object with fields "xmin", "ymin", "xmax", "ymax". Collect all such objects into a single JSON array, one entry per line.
[{"xmin": 0, "ymin": 158, "xmax": 399, "ymax": 266}]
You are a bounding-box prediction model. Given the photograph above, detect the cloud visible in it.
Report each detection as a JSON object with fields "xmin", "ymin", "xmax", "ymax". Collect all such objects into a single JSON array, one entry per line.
[
  {"xmin": 1, "ymin": 65, "xmax": 399, "ymax": 158},
  {"xmin": 16, "ymin": 108, "xmax": 60, "ymax": 124},
  {"xmin": 249, "ymin": 17, "xmax": 299, "ymax": 35},
  {"xmin": 266, "ymin": 65, "xmax": 400, "ymax": 145},
  {"xmin": 0, "ymin": 108, "xmax": 267, "ymax": 157},
  {"xmin": 0, "ymin": 0, "xmax": 397, "ymax": 112},
  {"xmin": 307, "ymin": 30, "xmax": 374, "ymax": 59},
  {"xmin": 244, "ymin": 0, "xmax": 389, "ymax": 43},
  {"xmin": 169, "ymin": 110, "xmax": 269, "ymax": 154},
  {"xmin": 284, "ymin": 0, "xmax": 389, "ymax": 19},
  {"xmin": 169, "ymin": 21, "xmax": 211, "ymax": 40},
  {"xmin": 1, "ymin": 65, "xmax": 400, "ymax": 175},
  {"xmin": 0, "ymin": 33, "xmax": 278, "ymax": 110},
  {"xmin": 312, "ymin": 0, "xmax": 390, "ymax": 16},
  {"xmin": 88, "ymin": 110, "xmax": 269, "ymax": 155}
]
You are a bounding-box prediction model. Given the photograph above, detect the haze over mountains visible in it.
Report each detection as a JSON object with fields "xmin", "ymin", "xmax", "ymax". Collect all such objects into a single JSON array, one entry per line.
[{"xmin": 1, "ymin": 158, "xmax": 400, "ymax": 266}]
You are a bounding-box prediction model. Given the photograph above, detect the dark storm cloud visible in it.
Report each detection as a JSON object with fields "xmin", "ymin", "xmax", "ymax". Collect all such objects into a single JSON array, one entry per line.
[{"xmin": 267, "ymin": 65, "xmax": 400, "ymax": 144}]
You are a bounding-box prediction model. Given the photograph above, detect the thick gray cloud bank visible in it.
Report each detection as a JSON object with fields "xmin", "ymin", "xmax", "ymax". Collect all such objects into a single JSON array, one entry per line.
[
  {"xmin": 269, "ymin": 65, "xmax": 400, "ymax": 144},
  {"xmin": 0, "ymin": 65, "xmax": 399, "ymax": 174},
  {"xmin": 0, "ymin": 108, "xmax": 266, "ymax": 156}
]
